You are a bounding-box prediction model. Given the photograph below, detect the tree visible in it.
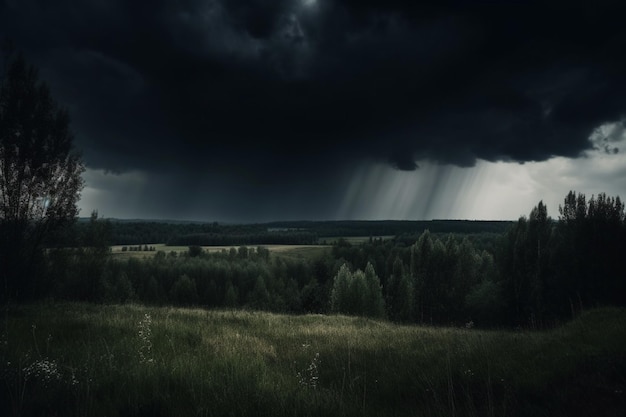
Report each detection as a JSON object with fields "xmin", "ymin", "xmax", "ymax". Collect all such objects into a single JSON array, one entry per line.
[
  {"xmin": 0, "ymin": 50, "xmax": 84, "ymax": 300},
  {"xmin": 170, "ymin": 274, "xmax": 198, "ymax": 306},
  {"xmin": 330, "ymin": 263, "xmax": 352, "ymax": 314},
  {"xmin": 363, "ymin": 262, "xmax": 385, "ymax": 318},
  {"xmin": 556, "ymin": 191, "xmax": 626, "ymax": 309},
  {"xmin": 386, "ymin": 256, "xmax": 413, "ymax": 322},
  {"xmin": 526, "ymin": 201, "xmax": 551, "ymax": 324},
  {"xmin": 411, "ymin": 231, "xmax": 433, "ymax": 322},
  {"xmin": 330, "ymin": 262, "xmax": 385, "ymax": 318},
  {"xmin": 248, "ymin": 275, "xmax": 270, "ymax": 310},
  {"xmin": 465, "ymin": 279, "xmax": 505, "ymax": 326},
  {"xmin": 346, "ymin": 269, "xmax": 368, "ymax": 315},
  {"xmin": 188, "ymin": 245, "xmax": 203, "ymax": 257},
  {"xmin": 223, "ymin": 280, "xmax": 239, "ymax": 308},
  {"xmin": 237, "ymin": 246, "xmax": 248, "ymax": 259},
  {"xmin": 62, "ymin": 210, "xmax": 111, "ymax": 301}
]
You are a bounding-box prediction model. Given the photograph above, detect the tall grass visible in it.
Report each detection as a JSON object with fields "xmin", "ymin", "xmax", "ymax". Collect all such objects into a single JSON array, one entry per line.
[{"xmin": 1, "ymin": 303, "xmax": 624, "ymax": 416}]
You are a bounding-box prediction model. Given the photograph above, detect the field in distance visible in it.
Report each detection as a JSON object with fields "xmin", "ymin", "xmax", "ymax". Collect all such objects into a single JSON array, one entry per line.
[
  {"xmin": 317, "ymin": 235, "xmax": 395, "ymax": 244},
  {"xmin": 1, "ymin": 304, "xmax": 624, "ymax": 417},
  {"xmin": 110, "ymin": 243, "xmax": 330, "ymax": 260}
]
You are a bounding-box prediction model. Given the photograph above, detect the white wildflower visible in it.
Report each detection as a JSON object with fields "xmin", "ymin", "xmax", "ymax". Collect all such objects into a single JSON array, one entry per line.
[
  {"xmin": 297, "ymin": 352, "xmax": 320, "ymax": 389},
  {"xmin": 23, "ymin": 359, "xmax": 62, "ymax": 386},
  {"xmin": 138, "ymin": 313, "xmax": 154, "ymax": 364}
]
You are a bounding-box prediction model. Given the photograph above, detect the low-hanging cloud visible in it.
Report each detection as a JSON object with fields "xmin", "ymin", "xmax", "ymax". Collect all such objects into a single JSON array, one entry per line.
[{"xmin": 2, "ymin": 0, "xmax": 625, "ymax": 180}]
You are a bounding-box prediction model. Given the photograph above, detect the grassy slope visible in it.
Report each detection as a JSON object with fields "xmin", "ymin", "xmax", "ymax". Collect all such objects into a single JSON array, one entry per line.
[{"xmin": 1, "ymin": 304, "xmax": 624, "ymax": 417}]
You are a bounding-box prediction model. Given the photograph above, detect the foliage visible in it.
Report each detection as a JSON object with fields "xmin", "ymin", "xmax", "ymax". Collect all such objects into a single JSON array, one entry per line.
[
  {"xmin": 46, "ymin": 212, "xmax": 111, "ymax": 301},
  {"xmin": 330, "ymin": 263, "xmax": 385, "ymax": 318},
  {"xmin": 465, "ymin": 279, "xmax": 506, "ymax": 326},
  {"xmin": 170, "ymin": 274, "xmax": 198, "ymax": 306},
  {"xmin": 498, "ymin": 192, "xmax": 626, "ymax": 326},
  {"xmin": 47, "ymin": 246, "xmax": 335, "ymax": 313},
  {"xmin": 247, "ymin": 275, "xmax": 271, "ymax": 310},
  {"xmin": 386, "ymin": 257, "xmax": 413, "ymax": 322},
  {"xmin": 362, "ymin": 262, "xmax": 385, "ymax": 318},
  {"xmin": 0, "ymin": 51, "xmax": 84, "ymax": 301},
  {"xmin": 187, "ymin": 245, "xmax": 203, "ymax": 257}
]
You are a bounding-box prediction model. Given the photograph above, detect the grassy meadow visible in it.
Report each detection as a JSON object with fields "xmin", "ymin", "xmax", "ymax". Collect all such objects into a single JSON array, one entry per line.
[{"xmin": 1, "ymin": 304, "xmax": 624, "ymax": 417}]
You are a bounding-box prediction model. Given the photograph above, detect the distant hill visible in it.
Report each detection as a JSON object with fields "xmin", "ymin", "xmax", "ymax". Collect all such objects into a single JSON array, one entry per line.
[
  {"xmin": 78, "ymin": 217, "xmax": 220, "ymax": 225},
  {"xmin": 265, "ymin": 220, "xmax": 513, "ymax": 237}
]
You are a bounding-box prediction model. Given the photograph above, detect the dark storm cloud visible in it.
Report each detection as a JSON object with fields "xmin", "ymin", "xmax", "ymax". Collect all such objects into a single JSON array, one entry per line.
[{"xmin": 2, "ymin": 0, "xmax": 626, "ymax": 177}]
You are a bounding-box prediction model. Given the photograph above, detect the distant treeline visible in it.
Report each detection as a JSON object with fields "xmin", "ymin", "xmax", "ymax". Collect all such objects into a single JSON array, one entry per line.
[
  {"xmin": 46, "ymin": 219, "xmax": 513, "ymax": 246},
  {"xmin": 167, "ymin": 231, "xmax": 318, "ymax": 246},
  {"xmin": 265, "ymin": 220, "xmax": 512, "ymax": 237}
]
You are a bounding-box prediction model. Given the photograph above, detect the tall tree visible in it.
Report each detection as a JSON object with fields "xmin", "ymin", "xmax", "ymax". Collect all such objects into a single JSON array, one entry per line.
[
  {"xmin": 555, "ymin": 191, "xmax": 588, "ymax": 314},
  {"xmin": 526, "ymin": 201, "xmax": 552, "ymax": 325},
  {"xmin": 363, "ymin": 262, "xmax": 385, "ymax": 318},
  {"xmin": 555, "ymin": 191, "xmax": 626, "ymax": 310},
  {"xmin": 499, "ymin": 216, "xmax": 532, "ymax": 324},
  {"xmin": 410, "ymin": 230, "xmax": 433, "ymax": 322},
  {"xmin": 0, "ymin": 50, "xmax": 84, "ymax": 300},
  {"xmin": 450, "ymin": 238, "xmax": 479, "ymax": 321},
  {"xmin": 386, "ymin": 256, "xmax": 413, "ymax": 322},
  {"xmin": 330, "ymin": 263, "xmax": 352, "ymax": 314},
  {"xmin": 502, "ymin": 207, "xmax": 550, "ymax": 326}
]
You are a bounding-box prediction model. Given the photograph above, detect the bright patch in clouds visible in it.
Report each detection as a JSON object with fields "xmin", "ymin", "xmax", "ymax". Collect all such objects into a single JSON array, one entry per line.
[
  {"xmin": 337, "ymin": 126, "xmax": 626, "ymax": 220},
  {"xmin": 79, "ymin": 169, "xmax": 149, "ymax": 218}
]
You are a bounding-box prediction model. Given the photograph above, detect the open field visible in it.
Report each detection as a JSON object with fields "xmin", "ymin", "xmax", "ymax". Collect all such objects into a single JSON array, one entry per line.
[
  {"xmin": 110, "ymin": 244, "xmax": 329, "ymax": 260},
  {"xmin": 317, "ymin": 236, "xmax": 395, "ymax": 245},
  {"xmin": 1, "ymin": 304, "xmax": 624, "ymax": 417}
]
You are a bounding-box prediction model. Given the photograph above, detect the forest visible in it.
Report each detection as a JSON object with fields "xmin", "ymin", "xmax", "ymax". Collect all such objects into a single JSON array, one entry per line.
[{"xmin": 12, "ymin": 191, "xmax": 620, "ymax": 328}]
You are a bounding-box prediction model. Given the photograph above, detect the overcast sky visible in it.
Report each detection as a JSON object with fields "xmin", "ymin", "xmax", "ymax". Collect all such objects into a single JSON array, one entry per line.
[{"xmin": 2, "ymin": 0, "xmax": 626, "ymax": 222}]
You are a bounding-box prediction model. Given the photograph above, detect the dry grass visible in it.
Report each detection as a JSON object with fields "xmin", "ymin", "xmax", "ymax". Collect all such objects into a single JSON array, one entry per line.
[{"xmin": 1, "ymin": 304, "xmax": 624, "ymax": 417}]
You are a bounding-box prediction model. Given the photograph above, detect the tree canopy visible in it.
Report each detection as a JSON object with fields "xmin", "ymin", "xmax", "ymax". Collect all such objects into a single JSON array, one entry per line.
[{"xmin": 0, "ymin": 50, "xmax": 84, "ymax": 300}]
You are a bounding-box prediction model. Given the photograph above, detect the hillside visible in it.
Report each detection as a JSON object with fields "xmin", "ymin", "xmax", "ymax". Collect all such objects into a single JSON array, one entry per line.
[{"xmin": 1, "ymin": 304, "xmax": 624, "ymax": 416}]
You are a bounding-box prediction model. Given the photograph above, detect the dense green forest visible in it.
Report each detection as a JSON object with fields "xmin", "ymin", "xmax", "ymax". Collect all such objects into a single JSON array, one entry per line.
[{"xmin": 27, "ymin": 191, "xmax": 624, "ymax": 328}]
